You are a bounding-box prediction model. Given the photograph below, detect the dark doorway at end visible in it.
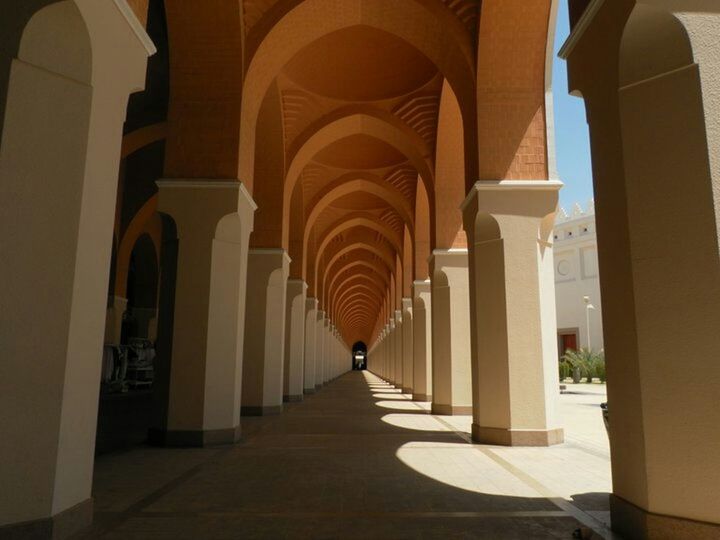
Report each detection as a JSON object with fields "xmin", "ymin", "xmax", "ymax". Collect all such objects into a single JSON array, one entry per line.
[{"xmin": 352, "ymin": 342, "xmax": 367, "ymax": 371}]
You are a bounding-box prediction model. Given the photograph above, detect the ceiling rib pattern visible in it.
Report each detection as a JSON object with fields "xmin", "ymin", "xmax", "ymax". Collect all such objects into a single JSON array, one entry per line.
[{"xmin": 244, "ymin": 0, "xmax": 479, "ymax": 345}]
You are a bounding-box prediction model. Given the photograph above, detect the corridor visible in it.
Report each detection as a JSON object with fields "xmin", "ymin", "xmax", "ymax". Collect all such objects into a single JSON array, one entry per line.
[{"xmin": 84, "ymin": 372, "xmax": 611, "ymax": 539}]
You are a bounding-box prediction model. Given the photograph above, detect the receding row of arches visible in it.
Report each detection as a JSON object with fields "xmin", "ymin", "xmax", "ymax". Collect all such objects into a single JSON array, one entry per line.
[{"xmin": 0, "ymin": 0, "xmax": 719, "ymax": 538}]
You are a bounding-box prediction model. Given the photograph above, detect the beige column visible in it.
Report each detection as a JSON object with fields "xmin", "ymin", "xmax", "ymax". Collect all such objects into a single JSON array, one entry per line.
[
  {"xmin": 374, "ymin": 332, "xmax": 382, "ymax": 377},
  {"xmin": 384, "ymin": 324, "xmax": 391, "ymax": 382},
  {"xmin": 412, "ymin": 280, "xmax": 432, "ymax": 401},
  {"xmin": 380, "ymin": 324, "xmax": 390, "ymax": 382},
  {"xmin": 394, "ymin": 310, "xmax": 404, "ymax": 389},
  {"xmin": 323, "ymin": 319, "xmax": 331, "ymax": 383},
  {"xmin": 242, "ymin": 249, "xmax": 290, "ymax": 415},
  {"xmin": 284, "ymin": 279, "xmax": 307, "ymax": 402},
  {"xmin": 429, "ymin": 250, "xmax": 472, "ymax": 415},
  {"xmin": 401, "ymin": 298, "xmax": 414, "ymax": 394},
  {"xmin": 315, "ymin": 311, "xmax": 325, "ymax": 389},
  {"xmin": 333, "ymin": 330, "xmax": 341, "ymax": 379},
  {"xmin": 462, "ymin": 180, "xmax": 564, "ymax": 446},
  {"xmin": 387, "ymin": 318, "xmax": 397, "ymax": 385},
  {"xmin": 158, "ymin": 181, "xmax": 256, "ymax": 444},
  {"xmin": 303, "ymin": 298, "xmax": 318, "ymax": 394},
  {"xmin": 563, "ymin": 6, "xmax": 720, "ymax": 534},
  {"xmin": 0, "ymin": 3, "xmax": 152, "ymax": 534}
]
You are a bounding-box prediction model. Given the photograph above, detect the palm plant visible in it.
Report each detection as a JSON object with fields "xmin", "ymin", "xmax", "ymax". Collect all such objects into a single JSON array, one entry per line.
[{"xmin": 560, "ymin": 348, "xmax": 605, "ymax": 383}]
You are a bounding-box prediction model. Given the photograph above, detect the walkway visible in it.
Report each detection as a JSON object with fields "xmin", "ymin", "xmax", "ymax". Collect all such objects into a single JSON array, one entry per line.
[{"xmin": 84, "ymin": 372, "xmax": 613, "ymax": 539}]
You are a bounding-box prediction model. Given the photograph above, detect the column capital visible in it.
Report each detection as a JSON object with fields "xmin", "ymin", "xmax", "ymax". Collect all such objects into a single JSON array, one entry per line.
[
  {"xmin": 412, "ymin": 279, "xmax": 431, "ymax": 296},
  {"xmin": 461, "ymin": 180, "xmax": 563, "ymax": 224},
  {"xmin": 248, "ymin": 248, "xmax": 291, "ymax": 265},
  {"xmin": 156, "ymin": 179, "xmax": 257, "ymax": 239},
  {"xmin": 288, "ymin": 279, "xmax": 308, "ymax": 292}
]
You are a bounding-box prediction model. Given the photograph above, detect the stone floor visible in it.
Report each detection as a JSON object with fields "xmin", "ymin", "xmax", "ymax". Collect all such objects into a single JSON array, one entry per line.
[{"xmin": 80, "ymin": 372, "xmax": 616, "ymax": 539}]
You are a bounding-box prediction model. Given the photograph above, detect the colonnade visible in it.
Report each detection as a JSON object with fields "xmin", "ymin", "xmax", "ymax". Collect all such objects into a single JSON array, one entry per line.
[{"xmin": 2, "ymin": 1, "xmax": 720, "ymax": 539}]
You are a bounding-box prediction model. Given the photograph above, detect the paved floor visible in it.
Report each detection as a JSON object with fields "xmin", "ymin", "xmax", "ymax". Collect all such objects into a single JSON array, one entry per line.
[{"xmin": 82, "ymin": 372, "xmax": 615, "ymax": 539}]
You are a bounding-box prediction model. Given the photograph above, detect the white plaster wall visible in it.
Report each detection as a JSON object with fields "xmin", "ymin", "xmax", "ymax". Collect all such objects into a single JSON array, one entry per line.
[{"xmin": 554, "ymin": 210, "xmax": 605, "ymax": 351}]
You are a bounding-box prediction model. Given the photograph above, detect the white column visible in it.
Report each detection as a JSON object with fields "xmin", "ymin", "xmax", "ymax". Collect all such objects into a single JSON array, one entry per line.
[
  {"xmin": 0, "ymin": 3, "xmax": 152, "ymax": 534},
  {"xmin": 401, "ymin": 298, "xmax": 414, "ymax": 394},
  {"xmin": 284, "ymin": 279, "xmax": 307, "ymax": 402},
  {"xmin": 462, "ymin": 180, "xmax": 563, "ymax": 446},
  {"xmin": 412, "ymin": 280, "xmax": 432, "ymax": 401},
  {"xmin": 303, "ymin": 298, "xmax": 318, "ymax": 393},
  {"xmin": 241, "ymin": 249, "xmax": 290, "ymax": 416},
  {"xmin": 429, "ymin": 249, "xmax": 472, "ymax": 415},
  {"xmin": 315, "ymin": 311, "xmax": 325, "ymax": 389}
]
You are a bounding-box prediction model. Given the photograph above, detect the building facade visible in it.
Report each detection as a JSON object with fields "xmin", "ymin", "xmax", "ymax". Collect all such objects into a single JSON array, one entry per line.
[{"xmin": 554, "ymin": 200, "xmax": 604, "ymax": 353}]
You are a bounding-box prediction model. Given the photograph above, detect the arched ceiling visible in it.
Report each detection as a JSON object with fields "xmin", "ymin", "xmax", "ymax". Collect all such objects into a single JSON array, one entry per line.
[{"xmin": 240, "ymin": 0, "xmax": 482, "ymax": 347}]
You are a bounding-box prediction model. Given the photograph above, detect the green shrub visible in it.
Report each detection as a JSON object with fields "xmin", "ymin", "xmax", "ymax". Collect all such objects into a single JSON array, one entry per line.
[{"xmin": 560, "ymin": 348, "xmax": 605, "ymax": 383}]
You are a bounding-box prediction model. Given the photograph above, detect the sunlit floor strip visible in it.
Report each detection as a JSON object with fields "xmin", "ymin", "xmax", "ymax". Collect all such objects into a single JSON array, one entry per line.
[{"xmin": 388, "ymin": 385, "xmax": 620, "ymax": 540}]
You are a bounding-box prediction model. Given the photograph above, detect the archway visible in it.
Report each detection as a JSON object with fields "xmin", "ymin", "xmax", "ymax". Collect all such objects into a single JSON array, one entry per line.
[{"xmin": 352, "ymin": 341, "xmax": 368, "ymax": 371}]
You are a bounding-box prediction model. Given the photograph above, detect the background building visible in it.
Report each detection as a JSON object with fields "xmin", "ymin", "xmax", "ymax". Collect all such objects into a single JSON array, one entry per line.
[{"xmin": 554, "ymin": 200, "xmax": 604, "ymax": 354}]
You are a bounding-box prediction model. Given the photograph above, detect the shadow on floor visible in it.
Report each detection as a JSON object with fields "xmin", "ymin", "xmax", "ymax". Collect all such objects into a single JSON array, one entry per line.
[{"xmin": 82, "ymin": 371, "xmax": 612, "ymax": 540}]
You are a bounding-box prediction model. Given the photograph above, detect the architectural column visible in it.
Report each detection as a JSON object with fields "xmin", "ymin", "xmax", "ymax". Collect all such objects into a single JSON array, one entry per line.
[
  {"xmin": 394, "ymin": 310, "xmax": 403, "ymax": 389},
  {"xmin": 242, "ymin": 249, "xmax": 290, "ymax": 416},
  {"xmin": 315, "ymin": 311, "xmax": 325, "ymax": 389},
  {"xmin": 564, "ymin": 5, "xmax": 720, "ymax": 534},
  {"xmin": 303, "ymin": 298, "xmax": 318, "ymax": 394},
  {"xmin": 401, "ymin": 298, "xmax": 413, "ymax": 394},
  {"xmin": 0, "ymin": 3, "xmax": 152, "ymax": 534},
  {"xmin": 387, "ymin": 318, "xmax": 397, "ymax": 386},
  {"xmin": 462, "ymin": 180, "xmax": 564, "ymax": 446},
  {"xmin": 157, "ymin": 181, "xmax": 256, "ymax": 444},
  {"xmin": 429, "ymin": 250, "xmax": 472, "ymax": 415},
  {"xmin": 383, "ymin": 325, "xmax": 390, "ymax": 381},
  {"xmin": 284, "ymin": 279, "xmax": 307, "ymax": 402},
  {"xmin": 412, "ymin": 280, "xmax": 432, "ymax": 401},
  {"xmin": 323, "ymin": 319, "xmax": 331, "ymax": 383}
]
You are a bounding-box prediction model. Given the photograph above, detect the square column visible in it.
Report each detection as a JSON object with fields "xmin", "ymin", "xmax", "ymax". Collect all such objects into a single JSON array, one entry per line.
[
  {"xmin": 303, "ymin": 298, "xmax": 318, "ymax": 394},
  {"xmin": 388, "ymin": 318, "xmax": 397, "ymax": 385},
  {"xmin": 462, "ymin": 180, "xmax": 563, "ymax": 446},
  {"xmin": 429, "ymin": 250, "xmax": 472, "ymax": 415},
  {"xmin": 323, "ymin": 319, "xmax": 331, "ymax": 383},
  {"xmin": 401, "ymin": 299, "xmax": 414, "ymax": 394},
  {"xmin": 315, "ymin": 311, "xmax": 325, "ymax": 389},
  {"xmin": 284, "ymin": 279, "xmax": 307, "ymax": 402},
  {"xmin": 242, "ymin": 249, "xmax": 290, "ymax": 416},
  {"xmin": 412, "ymin": 280, "xmax": 432, "ymax": 401},
  {"xmin": 394, "ymin": 310, "xmax": 403, "ymax": 389},
  {"xmin": 383, "ymin": 325, "xmax": 390, "ymax": 380},
  {"xmin": 0, "ymin": 9, "xmax": 152, "ymax": 533},
  {"xmin": 157, "ymin": 181, "xmax": 256, "ymax": 445}
]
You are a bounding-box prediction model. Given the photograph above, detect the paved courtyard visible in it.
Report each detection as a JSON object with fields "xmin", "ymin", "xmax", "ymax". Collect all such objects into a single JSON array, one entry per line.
[{"xmin": 83, "ymin": 372, "xmax": 614, "ymax": 539}]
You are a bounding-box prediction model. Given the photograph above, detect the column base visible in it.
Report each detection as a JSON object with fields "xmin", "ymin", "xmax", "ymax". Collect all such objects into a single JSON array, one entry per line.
[
  {"xmin": 471, "ymin": 424, "xmax": 564, "ymax": 446},
  {"xmin": 610, "ymin": 494, "xmax": 720, "ymax": 539},
  {"xmin": 431, "ymin": 403, "xmax": 472, "ymax": 415},
  {"xmin": 149, "ymin": 425, "xmax": 242, "ymax": 447},
  {"xmin": 240, "ymin": 405, "xmax": 283, "ymax": 416},
  {"xmin": 283, "ymin": 394, "xmax": 303, "ymax": 403},
  {"xmin": 303, "ymin": 388, "xmax": 316, "ymax": 395},
  {"xmin": 412, "ymin": 393, "xmax": 432, "ymax": 402},
  {"xmin": 402, "ymin": 387, "xmax": 413, "ymax": 394},
  {"xmin": 0, "ymin": 499, "xmax": 93, "ymax": 540}
]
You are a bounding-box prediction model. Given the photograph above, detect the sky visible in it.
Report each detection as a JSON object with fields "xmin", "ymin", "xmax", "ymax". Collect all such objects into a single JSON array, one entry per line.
[{"xmin": 551, "ymin": 1, "xmax": 594, "ymax": 211}]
